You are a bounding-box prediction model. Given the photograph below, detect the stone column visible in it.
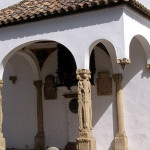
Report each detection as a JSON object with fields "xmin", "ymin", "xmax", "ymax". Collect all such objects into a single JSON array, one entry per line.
[
  {"xmin": 0, "ymin": 80, "xmax": 6, "ymax": 150},
  {"xmin": 76, "ymin": 69, "xmax": 96, "ymax": 150},
  {"xmin": 33, "ymin": 80, "xmax": 45, "ymax": 150},
  {"xmin": 113, "ymin": 74, "xmax": 128, "ymax": 150}
]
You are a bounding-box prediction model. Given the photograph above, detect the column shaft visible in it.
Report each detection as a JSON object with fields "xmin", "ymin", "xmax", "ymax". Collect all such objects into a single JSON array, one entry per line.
[
  {"xmin": 0, "ymin": 80, "xmax": 5, "ymax": 150},
  {"xmin": 34, "ymin": 80, "xmax": 45, "ymax": 150},
  {"xmin": 76, "ymin": 69, "xmax": 96, "ymax": 150},
  {"xmin": 113, "ymin": 74, "xmax": 128, "ymax": 150},
  {"xmin": 116, "ymin": 80, "xmax": 125, "ymax": 135}
]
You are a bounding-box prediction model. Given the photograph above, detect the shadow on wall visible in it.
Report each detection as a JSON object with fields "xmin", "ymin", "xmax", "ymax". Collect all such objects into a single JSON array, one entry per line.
[
  {"xmin": 92, "ymin": 86, "xmax": 117, "ymax": 150},
  {"xmin": 120, "ymin": 37, "xmax": 150, "ymax": 150},
  {"xmin": 0, "ymin": 8, "xmax": 122, "ymax": 41},
  {"xmin": 91, "ymin": 47, "xmax": 117, "ymax": 150},
  {"xmin": 122, "ymin": 37, "xmax": 150, "ymax": 89}
]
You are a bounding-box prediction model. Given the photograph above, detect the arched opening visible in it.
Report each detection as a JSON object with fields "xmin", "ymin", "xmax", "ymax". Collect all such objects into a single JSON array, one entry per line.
[
  {"xmin": 123, "ymin": 35, "xmax": 150, "ymax": 87},
  {"xmin": 122, "ymin": 35, "xmax": 150, "ymax": 150},
  {"xmin": 129, "ymin": 35, "xmax": 150, "ymax": 66},
  {"xmin": 89, "ymin": 40, "xmax": 118, "ymax": 150},
  {"xmin": 2, "ymin": 40, "xmax": 78, "ymax": 150}
]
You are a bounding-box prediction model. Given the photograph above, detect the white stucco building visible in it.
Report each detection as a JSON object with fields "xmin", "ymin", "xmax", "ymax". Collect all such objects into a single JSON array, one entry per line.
[{"xmin": 0, "ymin": 0, "xmax": 150, "ymax": 150}]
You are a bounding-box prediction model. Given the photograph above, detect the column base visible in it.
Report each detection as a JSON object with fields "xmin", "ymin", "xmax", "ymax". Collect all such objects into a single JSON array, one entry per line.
[
  {"xmin": 114, "ymin": 135, "xmax": 128, "ymax": 150},
  {"xmin": 77, "ymin": 132, "xmax": 96, "ymax": 150},
  {"xmin": 34, "ymin": 132, "xmax": 45, "ymax": 150},
  {"xmin": 0, "ymin": 134, "xmax": 6, "ymax": 150}
]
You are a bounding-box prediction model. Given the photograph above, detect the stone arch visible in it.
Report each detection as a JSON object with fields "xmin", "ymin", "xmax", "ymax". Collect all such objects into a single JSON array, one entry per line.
[
  {"xmin": 17, "ymin": 52, "xmax": 41, "ymax": 80},
  {"xmin": 89, "ymin": 39, "xmax": 119, "ymax": 73},
  {"xmin": 129, "ymin": 35, "xmax": 150, "ymax": 66},
  {"xmin": 5, "ymin": 61, "xmax": 16, "ymax": 77},
  {"xmin": 2, "ymin": 51, "xmax": 39, "ymax": 150},
  {"xmin": 41, "ymin": 49, "xmax": 57, "ymax": 73},
  {"xmin": 0, "ymin": 40, "xmax": 77, "ymax": 79},
  {"xmin": 41, "ymin": 45, "xmax": 77, "ymax": 73}
]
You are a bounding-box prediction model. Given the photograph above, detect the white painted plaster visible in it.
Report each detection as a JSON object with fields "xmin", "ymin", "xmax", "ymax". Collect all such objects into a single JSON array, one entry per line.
[
  {"xmin": 123, "ymin": 37, "xmax": 150, "ymax": 150},
  {"xmin": 3, "ymin": 36, "xmax": 150, "ymax": 150},
  {"xmin": 0, "ymin": 0, "xmax": 23, "ymax": 9},
  {"xmin": 0, "ymin": 7, "xmax": 125, "ymax": 73},
  {"xmin": 123, "ymin": 7, "xmax": 150, "ymax": 60},
  {"xmin": 0, "ymin": 3, "xmax": 150, "ymax": 150},
  {"xmin": 17, "ymin": 52, "xmax": 40, "ymax": 80},
  {"xmin": 92, "ymin": 47, "xmax": 117, "ymax": 150},
  {"xmin": 2, "ymin": 45, "xmax": 117, "ymax": 150},
  {"xmin": 2, "ymin": 54, "xmax": 37, "ymax": 149},
  {"xmin": 41, "ymin": 46, "xmax": 116, "ymax": 150},
  {"xmin": 137, "ymin": 0, "xmax": 150, "ymax": 10},
  {"xmin": 41, "ymin": 51, "xmax": 68, "ymax": 149},
  {"xmin": 1, "ymin": 6, "xmax": 149, "ymax": 74}
]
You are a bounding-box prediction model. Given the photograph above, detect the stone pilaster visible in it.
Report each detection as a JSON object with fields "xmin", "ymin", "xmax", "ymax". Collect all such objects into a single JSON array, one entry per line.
[
  {"xmin": 33, "ymin": 80, "xmax": 45, "ymax": 150},
  {"xmin": 113, "ymin": 74, "xmax": 128, "ymax": 150},
  {"xmin": 76, "ymin": 69, "xmax": 96, "ymax": 150},
  {"xmin": 0, "ymin": 80, "xmax": 6, "ymax": 150}
]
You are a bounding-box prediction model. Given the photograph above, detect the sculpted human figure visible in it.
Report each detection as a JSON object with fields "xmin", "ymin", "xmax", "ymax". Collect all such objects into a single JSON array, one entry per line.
[{"xmin": 77, "ymin": 70, "xmax": 92, "ymax": 132}]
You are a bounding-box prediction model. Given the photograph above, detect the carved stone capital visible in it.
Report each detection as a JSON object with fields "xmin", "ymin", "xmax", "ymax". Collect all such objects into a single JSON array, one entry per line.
[
  {"xmin": 117, "ymin": 58, "xmax": 131, "ymax": 70},
  {"xmin": 147, "ymin": 64, "xmax": 150, "ymax": 69},
  {"xmin": 113, "ymin": 74, "xmax": 123, "ymax": 83},
  {"xmin": 0, "ymin": 80, "xmax": 3, "ymax": 89},
  {"xmin": 33, "ymin": 80, "xmax": 42, "ymax": 89},
  {"xmin": 76, "ymin": 69, "xmax": 91, "ymax": 81}
]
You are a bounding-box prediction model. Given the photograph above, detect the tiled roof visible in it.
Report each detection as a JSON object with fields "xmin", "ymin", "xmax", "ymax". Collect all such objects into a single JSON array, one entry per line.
[{"xmin": 0, "ymin": 0, "xmax": 149, "ymax": 27}]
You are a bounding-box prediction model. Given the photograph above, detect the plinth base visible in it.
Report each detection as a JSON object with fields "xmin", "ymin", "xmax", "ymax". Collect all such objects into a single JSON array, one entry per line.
[
  {"xmin": 77, "ymin": 132, "xmax": 96, "ymax": 150},
  {"xmin": 34, "ymin": 132, "xmax": 45, "ymax": 150},
  {"xmin": 114, "ymin": 136, "xmax": 128, "ymax": 150},
  {"xmin": 0, "ymin": 137, "xmax": 5, "ymax": 150}
]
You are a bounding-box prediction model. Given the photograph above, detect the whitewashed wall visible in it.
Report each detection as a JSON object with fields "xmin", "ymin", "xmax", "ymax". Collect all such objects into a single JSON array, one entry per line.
[
  {"xmin": 0, "ymin": 7, "xmax": 125, "ymax": 72},
  {"xmin": 123, "ymin": 38, "xmax": 150, "ymax": 150},
  {"xmin": 92, "ymin": 47, "xmax": 116, "ymax": 150},
  {"xmin": 0, "ymin": 2, "xmax": 150, "ymax": 150},
  {"xmin": 2, "ymin": 38, "xmax": 150, "ymax": 150},
  {"xmin": 41, "ymin": 51, "xmax": 69, "ymax": 149},
  {"xmin": 137, "ymin": 0, "xmax": 150, "ymax": 9},
  {"xmin": 0, "ymin": 0, "xmax": 22, "ymax": 9},
  {"xmin": 0, "ymin": 6, "xmax": 149, "ymax": 75},
  {"xmin": 2, "ymin": 54, "xmax": 37, "ymax": 149},
  {"xmin": 2, "ymin": 46, "xmax": 117, "ymax": 150}
]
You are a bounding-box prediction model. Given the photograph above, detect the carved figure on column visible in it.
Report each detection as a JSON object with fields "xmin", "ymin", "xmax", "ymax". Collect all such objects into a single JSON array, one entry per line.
[
  {"xmin": 77, "ymin": 69, "xmax": 92, "ymax": 132},
  {"xmin": 76, "ymin": 69, "xmax": 96, "ymax": 150}
]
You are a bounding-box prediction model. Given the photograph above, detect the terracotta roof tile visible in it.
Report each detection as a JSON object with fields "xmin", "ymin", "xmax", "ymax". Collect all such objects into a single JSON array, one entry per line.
[{"xmin": 0, "ymin": 0, "xmax": 149, "ymax": 27}]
